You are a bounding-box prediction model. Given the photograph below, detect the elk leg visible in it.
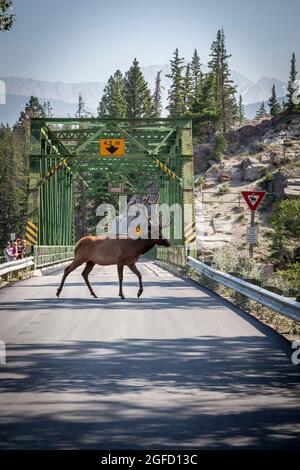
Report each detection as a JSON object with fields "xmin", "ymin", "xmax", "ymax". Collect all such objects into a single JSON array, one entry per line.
[
  {"xmin": 117, "ymin": 263, "xmax": 125, "ymax": 299},
  {"xmin": 56, "ymin": 259, "xmax": 84, "ymax": 297},
  {"xmin": 128, "ymin": 263, "xmax": 143, "ymax": 298},
  {"xmin": 82, "ymin": 261, "xmax": 97, "ymax": 298}
]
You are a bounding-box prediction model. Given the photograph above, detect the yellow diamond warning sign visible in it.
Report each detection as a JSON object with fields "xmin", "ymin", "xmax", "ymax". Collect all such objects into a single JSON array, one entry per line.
[{"xmin": 99, "ymin": 139, "xmax": 125, "ymax": 156}]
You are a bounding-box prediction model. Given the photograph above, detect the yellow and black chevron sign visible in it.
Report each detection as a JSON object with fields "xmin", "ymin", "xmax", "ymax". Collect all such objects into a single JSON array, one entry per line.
[
  {"xmin": 46, "ymin": 158, "xmax": 68, "ymax": 179},
  {"xmin": 155, "ymin": 159, "xmax": 179, "ymax": 181},
  {"xmin": 25, "ymin": 220, "xmax": 38, "ymax": 245},
  {"xmin": 184, "ymin": 221, "xmax": 196, "ymax": 245},
  {"xmin": 36, "ymin": 158, "xmax": 68, "ymax": 189}
]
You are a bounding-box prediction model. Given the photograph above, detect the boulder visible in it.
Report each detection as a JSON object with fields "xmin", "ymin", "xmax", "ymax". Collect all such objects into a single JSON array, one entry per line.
[
  {"xmin": 240, "ymin": 156, "xmax": 257, "ymax": 169},
  {"xmin": 243, "ymin": 164, "xmax": 266, "ymax": 182},
  {"xmin": 239, "ymin": 155, "xmax": 272, "ymax": 181},
  {"xmin": 217, "ymin": 171, "xmax": 231, "ymax": 182},
  {"xmin": 206, "ymin": 164, "xmax": 219, "ymax": 175}
]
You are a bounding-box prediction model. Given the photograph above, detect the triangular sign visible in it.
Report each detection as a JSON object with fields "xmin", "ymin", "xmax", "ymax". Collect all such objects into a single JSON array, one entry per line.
[{"xmin": 241, "ymin": 191, "xmax": 266, "ymax": 212}]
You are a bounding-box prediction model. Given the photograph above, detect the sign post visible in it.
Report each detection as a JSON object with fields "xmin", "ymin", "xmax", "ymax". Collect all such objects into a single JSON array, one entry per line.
[{"xmin": 241, "ymin": 191, "xmax": 266, "ymax": 257}]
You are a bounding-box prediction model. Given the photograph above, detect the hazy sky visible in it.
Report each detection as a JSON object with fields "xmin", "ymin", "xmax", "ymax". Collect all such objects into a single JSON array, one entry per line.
[{"xmin": 0, "ymin": 0, "xmax": 299, "ymax": 83}]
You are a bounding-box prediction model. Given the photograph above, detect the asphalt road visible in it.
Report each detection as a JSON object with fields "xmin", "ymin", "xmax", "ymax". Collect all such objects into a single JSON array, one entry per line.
[{"xmin": 0, "ymin": 262, "xmax": 299, "ymax": 449}]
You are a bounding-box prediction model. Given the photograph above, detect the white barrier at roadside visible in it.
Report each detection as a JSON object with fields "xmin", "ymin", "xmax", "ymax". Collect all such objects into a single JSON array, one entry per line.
[{"xmin": 0, "ymin": 257, "xmax": 34, "ymax": 277}]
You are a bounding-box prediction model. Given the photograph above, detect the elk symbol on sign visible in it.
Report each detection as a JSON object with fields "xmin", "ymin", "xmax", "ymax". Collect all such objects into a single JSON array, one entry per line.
[
  {"xmin": 241, "ymin": 191, "xmax": 266, "ymax": 212},
  {"xmin": 249, "ymin": 195, "xmax": 259, "ymax": 205}
]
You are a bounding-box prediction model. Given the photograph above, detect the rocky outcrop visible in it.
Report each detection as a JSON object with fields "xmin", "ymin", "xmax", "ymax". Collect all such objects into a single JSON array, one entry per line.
[
  {"xmin": 239, "ymin": 156, "xmax": 272, "ymax": 182},
  {"xmin": 225, "ymin": 112, "xmax": 300, "ymax": 154},
  {"xmin": 267, "ymin": 165, "xmax": 300, "ymax": 198},
  {"xmin": 193, "ymin": 143, "xmax": 214, "ymax": 173},
  {"xmin": 193, "ymin": 112, "xmax": 300, "ymax": 259}
]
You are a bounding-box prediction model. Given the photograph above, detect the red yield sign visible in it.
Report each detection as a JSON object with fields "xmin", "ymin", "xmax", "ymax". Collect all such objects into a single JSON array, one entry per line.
[{"xmin": 241, "ymin": 191, "xmax": 266, "ymax": 212}]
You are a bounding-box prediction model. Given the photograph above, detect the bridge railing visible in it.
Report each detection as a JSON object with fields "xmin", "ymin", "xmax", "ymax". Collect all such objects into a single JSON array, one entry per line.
[
  {"xmin": 187, "ymin": 256, "xmax": 300, "ymax": 323},
  {"xmin": 0, "ymin": 257, "xmax": 35, "ymax": 280},
  {"xmin": 156, "ymin": 246, "xmax": 186, "ymax": 267},
  {"xmin": 34, "ymin": 245, "xmax": 74, "ymax": 269}
]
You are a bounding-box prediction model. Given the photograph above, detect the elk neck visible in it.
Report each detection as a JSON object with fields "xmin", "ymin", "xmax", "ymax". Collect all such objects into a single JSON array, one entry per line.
[{"xmin": 135, "ymin": 237, "xmax": 156, "ymax": 256}]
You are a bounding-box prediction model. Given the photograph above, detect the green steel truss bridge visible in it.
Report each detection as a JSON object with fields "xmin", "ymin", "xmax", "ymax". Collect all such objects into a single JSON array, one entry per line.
[{"xmin": 29, "ymin": 117, "xmax": 197, "ymax": 265}]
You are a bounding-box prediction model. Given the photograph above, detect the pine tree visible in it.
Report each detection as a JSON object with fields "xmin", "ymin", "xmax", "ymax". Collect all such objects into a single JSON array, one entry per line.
[
  {"xmin": 268, "ymin": 84, "xmax": 281, "ymax": 116},
  {"xmin": 0, "ymin": 125, "xmax": 15, "ymax": 243},
  {"xmin": 98, "ymin": 83, "xmax": 110, "ymax": 117},
  {"xmin": 286, "ymin": 52, "xmax": 298, "ymax": 111},
  {"xmin": 238, "ymin": 95, "xmax": 245, "ymax": 123},
  {"xmin": 15, "ymin": 95, "xmax": 46, "ymax": 129},
  {"xmin": 191, "ymin": 73, "xmax": 220, "ymax": 141},
  {"xmin": 0, "ymin": 125, "xmax": 29, "ymax": 244},
  {"xmin": 255, "ymin": 101, "xmax": 267, "ymax": 119},
  {"xmin": 166, "ymin": 48, "xmax": 185, "ymax": 116},
  {"xmin": 208, "ymin": 30, "xmax": 221, "ymax": 95},
  {"xmin": 190, "ymin": 49, "xmax": 203, "ymax": 104},
  {"xmin": 75, "ymin": 93, "xmax": 91, "ymax": 118},
  {"xmin": 43, "ymin": 101, "xmax": 53, "ymax": 118},
  {"xmin": 152, "ymin": 70, "xmax": 163, "ymax": 118},
  {"xmin": 0, "ymin": 96, "xmax": 52, "ymax": 244},
  {"xmin": 109, "ymin": 70, "xmax": 126, "ymax": 118},
  {"xmin": 123, "ymin": 58, "xmax": 153, "ymax": 119},
  {"xmin": 208, "ymin": 29, "xmax": 238, "ymax": 133},
  {"xmin": 0, "ymin": 0, "xmax": 15, "ymax": 31},
  {"xmin": 98, "ymin": 70, "xmax": 126, "ymax": 118},
  {"xmin": 183, "ymin": 64, "xmax": 193, "ymax": 112}
]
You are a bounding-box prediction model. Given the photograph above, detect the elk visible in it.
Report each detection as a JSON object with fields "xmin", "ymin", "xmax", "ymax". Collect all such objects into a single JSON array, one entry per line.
[{"xmin": 56, "ymin": 195, "xmax": 171, "ymax": 299}]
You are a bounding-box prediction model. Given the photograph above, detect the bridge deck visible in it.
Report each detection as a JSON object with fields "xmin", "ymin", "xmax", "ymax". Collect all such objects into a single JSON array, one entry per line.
[{"xmin": 0, "ymin": 262, "xmax": 299, "ymax": 449}]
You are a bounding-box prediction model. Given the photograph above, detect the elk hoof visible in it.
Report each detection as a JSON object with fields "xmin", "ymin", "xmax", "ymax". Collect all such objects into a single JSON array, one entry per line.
[
  {"xmin": 120, "ymin": 294, "xmax": 125, "ymax": 300},
  {"xmin": 137, "ymin": 290, "xmax": 143, "ymax": 298},
  {"xmin": 56, "ymin": 290, "xmax": 60, "ymax": 298},
  {"xmin": 91, "ymin": 293, "xmax": 98, "ymax": 298}
]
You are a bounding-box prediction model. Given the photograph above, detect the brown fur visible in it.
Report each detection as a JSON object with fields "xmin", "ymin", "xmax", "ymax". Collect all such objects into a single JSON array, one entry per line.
[{"xmin": 56, "ymin": 234, "xmax": 170, "ymax": 299}]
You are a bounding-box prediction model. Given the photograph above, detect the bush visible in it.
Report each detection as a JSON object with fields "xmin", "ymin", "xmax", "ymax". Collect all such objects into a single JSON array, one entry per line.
[
  {"xmin": 255, "ymin": 141, "xmax": 269, "ymax": 152},
  {"xmin": 259, "ymin": 170, "xmax": 273, "ymax": 189},
  {"xmin": 198, "ymin": 175, "xmax": 205, "ymax": 191},
  {"xmin": 268, "ymin": 263, "xmax": 300, "ymax": 297},
  {"xmin": 235, "ymin": 257, "xmax": 263, "ymax": 280},
  {"xmin": 218, "ymin": 182, "xmax": 230, "ymax": 193},
  {"xmin": 270, "ymin": 199, "xmax": 300, "ymax": 239},
  {"xmin": 211, "ymin": 247, "xmax": 240, "ymax": 273},
  {"xmin": 210, "ymin": 134, "xmax": 227, "ymax": 163},
  {"xmin": 269, "ymin": 199, "xmax": 300, "ymax": 267}
]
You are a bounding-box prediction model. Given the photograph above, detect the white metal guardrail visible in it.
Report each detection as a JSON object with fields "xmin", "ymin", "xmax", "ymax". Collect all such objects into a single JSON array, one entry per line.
[
  {"xmin": 187, "ymin": 256, "xmax": 300, "ymax": 323},
  {"xmin": 0, "ymin": 257, "xmax": 34, "ymax": 278},
  {"xmin": 0, "ymin": 246, "xmax": 74, "ymax": 280}
]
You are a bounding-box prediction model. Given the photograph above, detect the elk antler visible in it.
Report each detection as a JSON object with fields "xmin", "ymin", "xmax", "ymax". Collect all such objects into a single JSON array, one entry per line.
[
  {"xmin": 150, "ymin": 193, "xmax": 160, "ymax": 204},
  {"xmin": 143, "ymin": 194, "xmax": 151, "ymax": 205},
  {"xmin": 143, "ymin": 193, "xmax": 160, "ymax": 205}
]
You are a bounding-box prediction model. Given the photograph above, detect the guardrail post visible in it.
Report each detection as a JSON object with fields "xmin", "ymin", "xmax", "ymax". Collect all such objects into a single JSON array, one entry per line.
[{"xmin": 33, "ymin": 245, "xmax": 38, "ymax": 269}]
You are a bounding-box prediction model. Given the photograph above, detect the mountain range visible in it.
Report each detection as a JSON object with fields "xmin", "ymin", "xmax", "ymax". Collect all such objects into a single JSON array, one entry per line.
[{"xmin": 0, "ymin": 65, "xmax": 287, "ymax": 124}]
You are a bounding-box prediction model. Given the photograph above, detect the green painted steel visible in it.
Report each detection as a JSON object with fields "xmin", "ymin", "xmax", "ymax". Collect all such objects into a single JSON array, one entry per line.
[
  {"xmin": 33, "ymin": 245, "xmax": 74, "ymax": 269},
  {"xmin": 30, "ymin": 118, "xmax": 196, "ymax": 265}
]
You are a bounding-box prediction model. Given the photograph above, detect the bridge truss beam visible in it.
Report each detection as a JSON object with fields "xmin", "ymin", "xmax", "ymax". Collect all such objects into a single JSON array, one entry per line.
[{"xmin": 30, "ymin": 117, "xmax": 196, "ymax": 262}]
